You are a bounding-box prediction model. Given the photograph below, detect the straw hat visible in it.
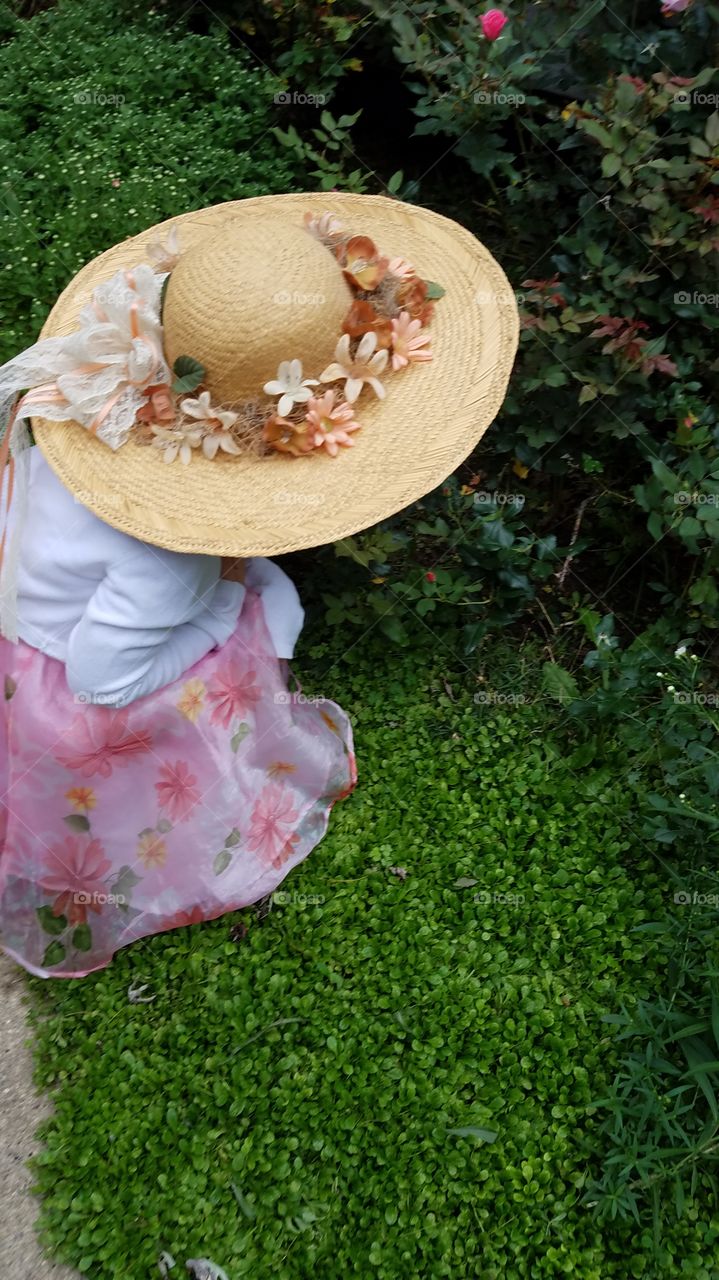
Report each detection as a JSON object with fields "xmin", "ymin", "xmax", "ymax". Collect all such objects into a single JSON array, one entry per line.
[{"xmin": 29, "ymin": 192, "xmax": 519, "ymax": 556}]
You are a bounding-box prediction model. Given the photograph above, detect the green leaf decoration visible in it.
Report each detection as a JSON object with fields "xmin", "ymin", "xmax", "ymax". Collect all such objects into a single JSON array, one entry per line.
[
  {"xmin": 157, "ymin": 818, "xmax": 173, "ymax": 833},
  {"xmin": 171, "ymin": 355, "xmax": 205, "ymax": 394},
  {"xmin": 4, "ymin": 674, "xmax": 16, "ymax": 700},
  {"xmin": 111, "ymin": 865, "xmax": 142, "ymax": 908},
  {"xmin": 72, "ymin": 924, "xmax": 92, "ymax": 952},
  {"xmin": 42, "ymin": 941, "xmax": 66, "ymax": 968},
  {"xmin": 63, "ymin": 813, "xmax": 90, "ymax": 833},
  {"xmin": 231, "ymin": 723, "xmax": 251, "ymax": 753},
  {"xmin": 213, "ymin": 848, "xmax": 232, "ymax": 876},
  {"xmin": 225, "ymin": 828, "xmax": 241, "ymax": 848},
  {"xmin": 36, "ymin": 905, "xmax": 67, "ymax": 936},
  {"xmin": 424, "ymin": 280, "xmax": 445, "ymax": 300}
]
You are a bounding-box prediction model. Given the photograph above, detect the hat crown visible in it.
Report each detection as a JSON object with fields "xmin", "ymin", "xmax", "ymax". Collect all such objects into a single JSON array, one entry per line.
[{"xmin": 162, "ymin": 218, "xmax": 352, "ymax": 404}]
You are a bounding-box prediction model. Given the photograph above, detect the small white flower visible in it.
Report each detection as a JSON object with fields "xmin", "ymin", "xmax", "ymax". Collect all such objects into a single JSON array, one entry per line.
[
  {"xmin": 667, "ymin": 685, "xmax": 676, "ymax": 693},
  {"xmin": 319, "ymin": 332, "xmax": 389, "ymax": 403},
  {"xmin": 150, "ymin": 423, "xmax": 203, "ymax": 465},
  {"xmin": 656, "ymin": 671, "xmax": 664, "ymax": 678},
  {"xmin": 675, "ymin": 645, "xmax": 687, "ymax": 657},
  {"xmin": 679, "ymin": 793, "xmax": 686, "ymax": 802},
  {"xmin": 180, "ymin": 389, "xmax": 238, "ymax": 431},
  {"xmin": 263, "ymin": 359, "xmax": 319, "ymax": 417},
  {"xmin": 146, "ymin": 224, "xmax": 181, "ymax": 273}
]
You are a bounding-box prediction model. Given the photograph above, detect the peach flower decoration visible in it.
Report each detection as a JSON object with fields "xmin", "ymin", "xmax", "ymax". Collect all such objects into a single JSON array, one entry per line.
[
  {"xmin": 390, "ymin": 311, "xmax": 433, "ymax": 371},
  {"xmin": 342, "ymin": 299, "xmax": 392, "ymax": 349},
  {"xmin": 136, "ymin": 383, "xmax": 176, "ymax": 425},
  {"xmin": 304, "ymin": 391, "xmax": 361, "ymax": 457}
]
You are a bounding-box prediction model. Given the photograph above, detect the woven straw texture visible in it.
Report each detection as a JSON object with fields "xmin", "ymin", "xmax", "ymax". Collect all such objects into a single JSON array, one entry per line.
[{"xmin": 33, "ymin": 193, "xmax": 520, "ymax": 557}]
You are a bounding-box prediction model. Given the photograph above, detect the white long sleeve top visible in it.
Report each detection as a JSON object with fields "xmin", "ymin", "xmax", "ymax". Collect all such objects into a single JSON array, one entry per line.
[{"xmin": 5, "ymin": 449, "xmax": 304, "ymax": 707}]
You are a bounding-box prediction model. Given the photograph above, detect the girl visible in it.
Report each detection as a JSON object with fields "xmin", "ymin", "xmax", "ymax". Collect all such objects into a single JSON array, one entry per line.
[{"xmin": 0, "ymin": 191, "xmax": 517, "ymax": 977}]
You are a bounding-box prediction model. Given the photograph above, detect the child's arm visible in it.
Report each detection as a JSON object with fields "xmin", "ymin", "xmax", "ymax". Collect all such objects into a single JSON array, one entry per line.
[{"xmin": 65, "ymin": 544, "xmax": 245, "ymax": 708}]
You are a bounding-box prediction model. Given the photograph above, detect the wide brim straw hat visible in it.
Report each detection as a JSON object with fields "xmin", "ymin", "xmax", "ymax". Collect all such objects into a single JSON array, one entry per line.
[{"xmin": 31, "ymin": 192, "xmax": 519, "ymax": 557}]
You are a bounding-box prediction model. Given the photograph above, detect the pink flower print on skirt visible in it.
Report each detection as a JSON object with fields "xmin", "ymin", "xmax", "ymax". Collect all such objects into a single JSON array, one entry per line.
[{"xmin": 0, "ymin": 590, "xmax": 356, "ymax": 977}]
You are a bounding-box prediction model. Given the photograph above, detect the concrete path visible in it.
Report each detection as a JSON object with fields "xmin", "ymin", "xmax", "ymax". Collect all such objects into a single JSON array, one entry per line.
[{"xmin": 0, "ymin": 954, "xmax": 80, "ymax": 1279}]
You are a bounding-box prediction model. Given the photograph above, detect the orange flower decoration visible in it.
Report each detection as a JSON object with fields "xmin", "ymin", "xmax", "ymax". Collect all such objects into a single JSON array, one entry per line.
[
  {"xmin": 136, "ymin": 383, "xmax": 176, "ymax": 424},
  {"xmin": 342, "ymin": 299, "xmax": 392, "ymax": 349},
  {"xmin": 263, "ymin": 413, "xmax": 313, "ymax": 457},
  {"xmin": 397, "ymin": 277, "xmax": 434, "ymax": 326},
  {"xmin": 342, "ymin": 235, "xmax": 389, "ymax": 291}
]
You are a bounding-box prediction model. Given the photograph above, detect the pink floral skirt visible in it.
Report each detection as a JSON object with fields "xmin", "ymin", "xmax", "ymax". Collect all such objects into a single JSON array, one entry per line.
[{"xmin": 0, "ymin": 590, "xmax": 355, "ymax": 977}]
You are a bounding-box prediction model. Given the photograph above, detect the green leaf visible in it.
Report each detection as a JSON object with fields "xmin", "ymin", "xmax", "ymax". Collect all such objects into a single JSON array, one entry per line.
[
  {"xmin": 213, "ymin": 848, "xmax": 232, "ymax": 876},
  {"xmin": 72, "ymin": 924, "xmax": 92, "ymax": 952},
  {"xmin": 231, "ymin": 1183, "xmax": 256, "ymax": 1220},
  {"xmin": 424, "ymin": 280, "xmax": 445, "ymax": 300},
  {"xmin": 386, "ymin": 169, "xmax": 403, "ymax": 195},
  {"xmin": 601, "ymin": 153, "xmax": 621, "ymax": 178},
  {"xmin": 42, "ymin": 941, "xmax": 66, "ymax": 968},
  {"xmin": 225, "ymin": 827, "xmax": 241, "ymax": 847},
  {"xmin": 157, "ymin": 818, "xmax": 173, "ymax": 833},
  {"xmin": 4, "ymin": 674, "xmax": 16, "ymax": 700},
  {"xmin": 36, "ymin": 905, "xmax": 67, "ymax": 936},
  {"xmin": 705, "ymin": 111, "xmax": 719, "ymax": 148},
  {"xmin": 63, "ymin": 813, "xmax": 90, "ymax": 833},
  {"xmin": 446, "ymin": 1126, "xmax": 498, "ymax": 1143},
  {"xmin": 585, "ymin": 243, "xmax": 603, "ymax": 268},
  {"xmin": 542, "ymin": 662, "xmax": 580, "ymax": 706},
  {"xmin": 171, "ymin": 355, "xmax": 205, "ymax": 394},
  {"xmin": 231, "ymin": 723, "xmax": 251, "ymax": 753}
]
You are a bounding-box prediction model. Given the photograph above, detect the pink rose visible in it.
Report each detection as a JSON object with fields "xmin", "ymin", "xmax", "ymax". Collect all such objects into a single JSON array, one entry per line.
[
  {"xmin": 480, "ymin": 8, "xmax": 508, "ymax": 39},
  {"xmin": 136, "ymin": 384, "xmax": 176, "ymax": 424}
]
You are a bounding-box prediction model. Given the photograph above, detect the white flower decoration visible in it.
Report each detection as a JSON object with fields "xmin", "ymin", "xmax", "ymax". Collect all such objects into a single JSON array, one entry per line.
[
  {"xmin": 151, "ymin": 423, "xmax": 203, "ymax": 466},
  {"xmin": 180, "ymin": 390, "xmax": 238, "ymax": 431},
  {"xmin": 263, "ymin": 359, "xmax": 319, "ymax": 417},
  {"xmin": 319, "ymin": 332, "xmax": 388, "ymax": 403},
  {"xmin": 146, "ymin": 225, "xmax": 181, "ymax": 273}
]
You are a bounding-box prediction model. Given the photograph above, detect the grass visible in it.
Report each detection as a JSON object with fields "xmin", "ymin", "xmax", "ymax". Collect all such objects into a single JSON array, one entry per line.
[{"xmin": 25, "ymin": 626, "xmax": 719, "ymax": 1279}]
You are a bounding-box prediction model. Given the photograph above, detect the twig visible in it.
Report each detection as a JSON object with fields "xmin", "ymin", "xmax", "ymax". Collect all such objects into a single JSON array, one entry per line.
[{"xmin": 556, "ymin": 497, "xmax": 591, "ymax": 589}]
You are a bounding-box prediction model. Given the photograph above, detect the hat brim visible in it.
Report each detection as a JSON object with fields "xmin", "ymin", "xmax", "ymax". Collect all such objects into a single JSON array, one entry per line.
[{"xmin": 33, "ymin": 193, "xmax": 519, "ymax": 556}]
